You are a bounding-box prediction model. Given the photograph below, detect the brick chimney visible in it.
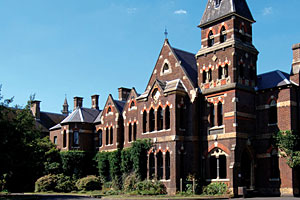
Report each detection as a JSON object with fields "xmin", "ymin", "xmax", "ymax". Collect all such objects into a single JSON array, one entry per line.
[
  {"xmin": 118, "ymin": 87, "xmax": 131, "ymax": 101},
  {"xmin": 291, "ymin": 43, "xmax": 300, "ymax": 84},
  {"xmin": 30, "ymin": 100, "xmax": 41, "ymax": 120},
  {"xmin": 91, "ymin": 94, "xmax": 99, "ymax": 110},
  {"xmin": 74, "ymin": 97, "xmax": 83, "ymax": 110}
]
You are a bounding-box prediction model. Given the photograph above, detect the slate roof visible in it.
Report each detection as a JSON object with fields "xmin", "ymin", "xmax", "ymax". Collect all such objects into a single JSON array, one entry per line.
[
  {"xmin": 173, "ymin": 48, "xmax": 198, "ymax": 87},
  {"xmin": 114, "ymin": 100, "xmax": 126, "ymax": 113},
  {"xmin": 93, "ymin": 110, "xmax": 103, "ymax": 124},
  {"xmin": 59, "ymin": 107, "xmax": 100, "ymax": 125},
  {"xmin": 256, "ymin": 70, "xmax": 293, "ymax": 91},
  {"xmin": 36, "ymin": 112, "xmax": 66, "ymax": 133},
  {"xmin": 199, "ymin": 0, "xmax": 255, "ymax": 27}
]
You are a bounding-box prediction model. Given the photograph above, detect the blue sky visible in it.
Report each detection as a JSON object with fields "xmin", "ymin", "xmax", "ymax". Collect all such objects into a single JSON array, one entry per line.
[{"xmin": 1, "ymin": 0, "xmax": 300, "ymax": 113}]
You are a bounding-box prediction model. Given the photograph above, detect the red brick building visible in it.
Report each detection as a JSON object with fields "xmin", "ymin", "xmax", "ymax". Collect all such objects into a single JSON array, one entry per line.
[{"xmin": 50, "ymin": 0, "xmax": 300, "ymax": 196}]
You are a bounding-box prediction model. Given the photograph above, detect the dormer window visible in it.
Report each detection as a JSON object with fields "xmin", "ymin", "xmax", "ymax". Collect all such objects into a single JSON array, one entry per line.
[
  {"xmin": 214, "ymin": 0, "xmax": 222, "ymax": 8},
  {"xmin": 220, "ymin": 26, "xmax": 227, "ymax": 43},
  {"xmin": 208, "ymin": 31, "xmax": 214, "ymax": 47}
]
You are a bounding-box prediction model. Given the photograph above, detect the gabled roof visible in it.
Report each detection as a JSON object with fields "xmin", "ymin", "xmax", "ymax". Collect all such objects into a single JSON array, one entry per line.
[
  {"xmin": 37, "ymin": 112, "xmax": 66, "ymax": 132},
  {"xmin": 256, "ymin": 70, "xmax": 293, "ymax": 91},
  {"xmin": 173, "ymin": 48, "xmax": 198, "ymax": 87},
  {"xmin": 199, "ymin": 0, "xmax": 255, "ymax": 27},
  {"xmin": 59, "ymin": 107, "xmax": 100, "ymax": 125},
  {"xmin": 114, "ymin": 100, "xmax": 126, "ymax": 113}
]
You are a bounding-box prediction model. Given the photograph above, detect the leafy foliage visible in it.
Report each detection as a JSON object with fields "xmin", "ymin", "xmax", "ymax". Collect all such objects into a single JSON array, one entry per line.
[
  {"xmin": 121, "ymin": 148, "xmax": 133, "ymax": 174},
  {"xmin": 54, "ymin": 174, "xmax": 76, "ymax": 192},
  {"xmin": 202, "ymin": 182, "xmax": 228, "ymax": 195},
  {"xmin": 274, "ymin": 130, "xmax": 300, "ymax": 168},
  {"xmin": 35, "ymin": 174, "xmax": 57, "ymax": 192},
  {"xmin": 76, "ymin": 175, "xmax": 101, "ymax": 191},
  {"xmin": 95, "ymin": 151, "xmax": 111, "ymax": 181}
]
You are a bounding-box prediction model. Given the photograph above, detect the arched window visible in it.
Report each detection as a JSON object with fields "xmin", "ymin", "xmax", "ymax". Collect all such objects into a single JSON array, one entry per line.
[
  {"xmin": 179, "ymin": 105, "xmax": 185, "ymax": 129},
  {"xmin": 110, "ymin": 127, "xmax": 113, "ymax": 145},
  {"xmin": 106, "ymin": 128, "xmax": 109, "ymax": 145},
  {"xmin": 208, "ymin": 69, "xmax": 212, "ymax": 82},
  {"xmin": 133, "ymin": 123, "xmax": 137, "ymax": 141},
  {"xmin": 157, "ymin": 151, "xmax": 163, "ymax": 180},
  {"xmin": 157, "ymin": 106, "xmax": 163, "ymax": 131},
  {"xmin": 209, "ymin": 103, "xmax": 215, "ymax": 127},
  {"xmin": 203, "ymin": 70, "xmax": 207, "ymax": 83},
  {"xmin": 54, "ymin": 136, "xmax": 58, "ymax": 145},
  {"xmin": 149, "ymin": 108, "xmax": 155, "ymax": 132},
  {"xmin": 128, "ymin": 123, "xmax": 132, "ymax": 142},
  {"xmin": 63, "ymin": 130, "xmax": 66, "ymax": 148},
  {"xmin": 209, "ymin": 148, "xmax": 227, "ymax": 179},
  {"xmin": 143, "ymin": 110, "xmax": 147, "ymax": 133},
  {"xmin": 214, "ymin": 0, "xmax": 222, "ymax": 8},
  {"xmin": 149, "ymin": 153, "xmax": 155, "ymax": 179},
  {"xmin": 98, "ymin": 130, "xmax": 103, "ymax": 147},
  {"xmin": 269, "ymin": 100, "xmax": 277, "ymax": 124},
  {"xmin": 224, "ymin": 64, "xmax": 228, "ymax": 78},
  {"xmin": 165, "ymin": 151, "xmax": 170, "ymax": 180},
  {"xmin": 107, "ymin": 106, "xmax": 112, "ymax": 114},
  {"xmin": 220, "ymin": 26, "xmax": 227, "ymax": 43},
  {"xmin": 130, "ymin": 101, "xmax": 135, "ymax": 109},
  {"xmin": 163, "ymin": 63, "xmax": 170, "ymax": 74},
  {"xmin": 240, "ymin": 25, "xmax": 246, "ymax": 42},
  {"xmin": 218, "ymin": 66, "xmax": 222, "ymax": 79},
  {"xmin": 270, "ymin": 149, "xmax": 280, "ymax": 179},
  {"xmin": 208, "ymin": 31, "xmax": 214, "ymax": 47},
  {"xmin": 73, "ymin": 131, "xmax": 79, "ymax": 147},
  {"xmin": 165, "ymin": 106, "xmax": 170, "ymax": 129},
  {"xmin": 217, "ymin": 102, "xmax": 223, "ymax": 126}
]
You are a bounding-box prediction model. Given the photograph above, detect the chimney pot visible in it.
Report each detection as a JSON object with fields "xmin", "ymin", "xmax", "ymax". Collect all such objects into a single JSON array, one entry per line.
[
  {"xmin": 74, "ymin": 97, "xmax": 83, "ymax": 110},
  {"xmin": 91, "ymin": 95, "xmax": 99, "ymax": 110},
  {"xmin": 30, "ymin": 100, "xmax": 41, "ymax": 120},
  {"xmin": 118, "ymin": 87, "xmax": 131, "ymax": 101}
]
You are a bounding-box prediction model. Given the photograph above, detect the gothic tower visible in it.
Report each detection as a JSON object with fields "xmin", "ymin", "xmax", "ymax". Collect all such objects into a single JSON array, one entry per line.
[
  {"xmin": 62, "ymin": 96, "xmax": 69, "ymax": 115},
  {"xmin": 197, "ymin": 0, "xmax": 259, "ymax": 195}
]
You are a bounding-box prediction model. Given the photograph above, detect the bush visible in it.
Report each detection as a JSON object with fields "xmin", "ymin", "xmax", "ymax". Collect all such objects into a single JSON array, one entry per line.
[
  {"xmin": 135, "ymin": 179, "xmax": 167, "ymax": 195},
  {"xmin": 123, "ymin": 172, "xmax": 140, "ymax": 192},
  {"xmin": 34, "ymin": 174, "xmax": 57, "ymax": 192},
  {"xmin": 76, "ymin": 175, "xmax": 101, "ymax": 191},
  {"xmin": 202, "ymin": 182, "xmax": 228, "ymax": 195},
  {"xmin": 121, "ymin": 148, "xmax": 133, "ymax": 174},
  {"xmin": 95, "ymin": 151, "xmax": 111, "ymax": 181},
  {"xmin": 55, "ymin": 174, "xmax": 76, "ymax": 192}
]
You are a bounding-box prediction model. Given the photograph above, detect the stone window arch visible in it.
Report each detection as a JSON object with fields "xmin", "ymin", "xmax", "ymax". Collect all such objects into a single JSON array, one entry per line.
[
  {"xmin": 209, "ymin": 148, "xmax": 228, "ymax": 179},
  {"xmin": 220, "ymin": 26, "xmax": 227, "ymax": 43},
  {"xmin": 208, "ymin": 31, "xmax": 214, "ymax": 47}
]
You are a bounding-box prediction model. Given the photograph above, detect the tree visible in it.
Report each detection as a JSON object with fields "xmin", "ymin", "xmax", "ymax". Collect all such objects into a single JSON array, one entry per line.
[{"xmin": 274, "ymin": 130, "xmax": 300, "ymax": 168}]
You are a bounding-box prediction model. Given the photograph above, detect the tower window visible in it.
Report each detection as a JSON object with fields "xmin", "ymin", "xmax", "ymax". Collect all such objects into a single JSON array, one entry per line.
[
  {"xmin": 143, "ymin": 110, "xmax": 147, "ymax": 133},
  {"xmin": 217, "ymin": 102, "xmax": 223, "ymax": 126},
  {"xmin": 208, "ymin": 31, "xmax": 214, "ymax": 47},
  {"xmin": 165, "ymin": 106, "xmax": 170, "ymax": 129},
  {"xmin": 220, "ymin": 26, "xmax": 227, "ymax": 43},
  {"xmin": 214, "ymin": 0, "xmax": 222, "ymax": 8},
  {"xmin": 203, "ymin": 70, "xmax": 207, "ymax": 83},
  {"xmin": 149, "ymin": 108, "xmax": 155, "ymax": 132},
  {"xmin": 208, "ymin": 69, "xmax": 212, "ymax": 82},
  {"xmin": 269, "ymin": 100, "xmax": 277, "ymax": 124},
  {"xmin": 157, "ymin": 106, "xmax": 163, "ymax": 131},
  {"xmin": 240, "ymin": 25, "xmax": 246, "ymax": 42}
]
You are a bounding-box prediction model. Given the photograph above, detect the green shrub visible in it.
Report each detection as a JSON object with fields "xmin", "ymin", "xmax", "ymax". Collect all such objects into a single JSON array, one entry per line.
[
  {"xmin": 34, "ymin": 174, "xmax": 57, "ymax": 192},
  {"xmin": 95, "ymin": 151, "xmax": 111, "ymax": 181},
  {"xmin": 55, "ymin": 174, "xmax": 76, "ymax": 192},
  {"xmin": 76, "ymin": 175, "xmax": 101, "ymax": 191},
  {"xmin": 123, "ymin": 172, "xmax": 140, "ymax": 192},
  {"xmin": 202, "ymin": 182, "xmax": 228, "ymax": 195},
  {"xmin": 121, "ymin": 148, "xmax": 133, "ymax": 174}
]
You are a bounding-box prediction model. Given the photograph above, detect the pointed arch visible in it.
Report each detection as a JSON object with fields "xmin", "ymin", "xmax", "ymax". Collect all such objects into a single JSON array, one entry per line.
[
  {"xmin": 63, "ymin": 130, "xmax": 67, "ymax": 148},
  {"xmin": 208, "ymin": 30, "xmax": 214, "ymax": 47},
  {"xmin": 220, "ymin": 26, "xmax": 227, "ymax": 43},
  {"xmin": 157, "ymin": 151, "xmax": 163, "ymax": 180},
  {"xmin": 165, "ymin": 151, "xmax": 170, "ymax": 180},
  {"xmin": 149, "ymin": 108, "xmax": 155, "ymax": 132},
  {"xmin": 165, "ymin": 106, "xmax": 170, "ymax": 129},
  {"xmin": 110, "ymin": 127, "xmax": 113, "ymax": 145},
  {"xmin": 149, "ymin": 152, "xmax": 155, "ymax": 179},
  {"xmin": 143, "ymin": 110, "xmax": 147, "ymax": 133},
  {"xmin": 157, "ymin": 106, "xmax": 163, "ymax": 131}
]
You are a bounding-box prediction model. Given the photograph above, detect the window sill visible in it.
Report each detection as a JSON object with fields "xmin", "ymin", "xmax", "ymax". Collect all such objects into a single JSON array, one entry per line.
[
  {"xmin": 268, "ymin": 123, "xmax": 278, "ymax": 127},
  {"xmin": 206, "ymin": 178, "xmax": 230, "ymax": 182},
  {"xmin": 142, "ymin": 129, "xmax": 171, "ymax": 135},
  {"xmin": 105, "ymin": 144, "xmax": 114, "ymax": 147},
  {"xmin": 209, "ymin": 125, "xmax": 225, "ymax": 130}
]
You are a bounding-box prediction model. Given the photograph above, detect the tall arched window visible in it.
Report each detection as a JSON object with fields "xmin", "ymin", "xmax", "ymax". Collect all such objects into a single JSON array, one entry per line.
[
  {"xmin": 128, "ymin": 123, "xmax": 132, "ymax": 142},
  {"xmin": 130, "ymin": 101, "xmax": 135, "ymax": 109},
  {"xmin": 203, "ymin": 70, "xmax": 207, "ymax": 83},
  {"xmin": 157, "ymin": 106, "xmax": 163, "ymax": 131},
  {"xmin": 149, "ymin": 153, "xmax": 155, "ymax": 179},
  {"xmin": 157, "ymin": 151, "xmax": 163, "ymax": 180},
  {"xmin": 149, "ymin": 108, "xmax": 155, "ymax": 132},
  {"xmin": 240, "ymin": 25, "xmax": 246, "ymax": 42},
  {"xmin": 220, "ymin": 26, "xmax": 227, "ymax": 43},
  {"xmin": 165, "ymin": 106, "xmax": 170, "ymax": 129},
  {"xmin": 218, "ymin": 66, "xmax": 222, "ymax": 79},
  {"xmin": 106, "ymin": 128, "xmax": 109, "ymax": 145},
  {"xmin": 98, "ymin": 130, "xmax": 103, "ymax": 147},
  {"xmin": 217, "ymin": 102, "xmax": 223, "ymax": 126},
  {"xmin": 54, "ymin": 136, "xmax": 58, "ymax": 145},
  {"xmin": 143, "ymin": 110, "xmax": 147, "ymax": 133},
  {"xmin": 209, "ymin": 148, "xmax": 227, "ymax": 179},
  {"xmin": 165, "ymin": 151, "xmax": 170, "ymax": 180},
  {"xmin": 63, "ymin": 130, "xmax": 66, "ymax": 148},
  {"xmin": 110, "ymin": 127, "xmax": 113, "ymax": 145},
  {"xmin": 133, "ymin": 123, "xmax": 137, "ymax": 141},
  {"xmin": 271, "ymin": 149, "xmax": 280, "ymax": 179},
  {"xmin": 209, "ymin": 103, "xmax": 215, "ymax": 127},
  {"xmin": 73, "ymin": 131, "xmax": 79, "ymax": 147},
  {"xmin": 107, "ymin": 106, "xmax": 112, "ymax": 114},
  {"xmin": 208, "ymin": 31, "xmax": 214, "ymax": 47},
  {"xmin": 224, "ymin": 64, "xmax": 228, "ymax": 78},
  {"xmin": 208, "ymin": 69, "xmax": 212, "ymax": 82},
  {"xmin": 269, "ymin": 100, "xmax": 277, "ymax": 124},
  {"xmin": 163, "ymin": 63, "xmax": 170, "ymax": 74}
]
